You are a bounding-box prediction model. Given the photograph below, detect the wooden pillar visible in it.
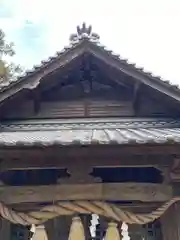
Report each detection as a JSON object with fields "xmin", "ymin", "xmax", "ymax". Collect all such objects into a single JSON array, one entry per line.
[
  {"xmin": 129, "ymin": 222, "xmax": 162, "ymax": 240},
  {"xmin": 44, "ymin": 219, "xmax": 56, "ymax": 240},
  {"xmin": 11, "ymin": 224, "xmax": 33, "ymax": 240},
  {"xmin": 161, "ymin": 202, "xmax": 180, "ymax": 240},
  {"xmin": 0, "ymin": 217, "xmax": 11, "ymax": 240},
  {"xmin": 95, "ymin": 216, "xmax": 107, "ymax": 240},
  {"xmin": 128, "ymin": 224, "xmax": 143, "ymax": 240},
  {"xmin": 81, "ymin": 214, "xmax": 92, "ymax": 239},
  {"xmin": 45, "ymin": 216, "xmax": 71, "ymax": 240}
]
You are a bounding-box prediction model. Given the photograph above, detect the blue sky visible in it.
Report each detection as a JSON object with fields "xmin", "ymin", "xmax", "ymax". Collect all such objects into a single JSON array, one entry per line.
[{"xmin": 1, "ymin": 0, "xmax": 180, "ymax": 85}]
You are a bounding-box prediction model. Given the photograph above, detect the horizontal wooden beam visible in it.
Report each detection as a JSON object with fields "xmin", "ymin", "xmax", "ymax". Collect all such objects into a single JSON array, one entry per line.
[
  {"xmin": 0, "ymin": 154, "xmax": 172, "ymax": 171},
  {"xmin": 0, "ymin": 145, "xmax": 179, "ymax": 160},
  {"xmin": 0, "ymin": 182, "xmax": 172, "ymax": 205}
]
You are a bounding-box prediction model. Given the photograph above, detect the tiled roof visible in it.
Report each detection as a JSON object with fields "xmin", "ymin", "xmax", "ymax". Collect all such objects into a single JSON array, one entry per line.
[
  {"xmin": 0, "ymin": 23, "xmax": 179, "ymax": 95},
  {"xmin": 0, "ymin": 118, "xmax": 180, "ymax": 146}
]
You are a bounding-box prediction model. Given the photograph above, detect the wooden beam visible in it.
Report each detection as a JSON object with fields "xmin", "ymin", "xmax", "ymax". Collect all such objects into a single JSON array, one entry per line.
[
  {"xmin": 0, "ymin": 147, "xmax": 175, "ymax": 172},
  {"xmin": 0, "ymin": 182, "xmax": 172, "ymax": 205},
  {"xmin": 0, "ymin": 145, "xmax": 179, "ymax": 159},
  {"xmin": 0, "ymin": 154, "xmax": 172, "ymax": 171}
]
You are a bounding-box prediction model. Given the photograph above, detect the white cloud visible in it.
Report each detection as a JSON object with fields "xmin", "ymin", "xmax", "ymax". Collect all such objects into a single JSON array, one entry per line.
[{"xmin": 1, "ymin": 0, "xmax": 180, "ymax": 84}]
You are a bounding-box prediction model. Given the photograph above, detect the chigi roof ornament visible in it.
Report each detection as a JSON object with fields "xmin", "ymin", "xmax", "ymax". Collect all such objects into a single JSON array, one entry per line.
[{"xmin": 69, "ymin": 23, "xmax": 100, "ymax": 42}]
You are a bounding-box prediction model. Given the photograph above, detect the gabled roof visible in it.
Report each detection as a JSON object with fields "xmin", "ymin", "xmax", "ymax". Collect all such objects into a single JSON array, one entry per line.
[{"xmin": 0, "ymin": 23, "xmax": 180, "ymax": 103}]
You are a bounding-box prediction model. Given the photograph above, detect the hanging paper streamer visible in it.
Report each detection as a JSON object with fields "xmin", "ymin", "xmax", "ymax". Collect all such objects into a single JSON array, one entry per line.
[{"xmin": 121, "ymin": 222, "xmax": 130, "ymax": 240}]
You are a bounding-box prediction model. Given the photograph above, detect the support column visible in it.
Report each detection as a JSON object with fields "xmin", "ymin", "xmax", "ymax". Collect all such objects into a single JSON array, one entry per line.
[
  {"xmin": 128, "ymin": 224, "xmax": 143, "ymax": 240},
  {"xmin": 81, "ymin": 214, "xmax": 92, "ymax": 239},
  {"xmin": 11, "ymin": 224, "xmax": 33, "ymax": 240},
  {"xmin": 44, "ymin": 219, "xmax": 56, "ymax": 240},
  {"xmin": 95, "ymin": 216, "xmax": 107, "ymax": 240},
  {"xmin": 45, "ymin": 216, "xmax": 71, "ymax": 240},
  {"xmin": 0, "ymin": 218, "xmax": 11, "ymax": 240},
  {"xmin": 161, "ymin": 202, "xmax": 180, "ymax": 240}
]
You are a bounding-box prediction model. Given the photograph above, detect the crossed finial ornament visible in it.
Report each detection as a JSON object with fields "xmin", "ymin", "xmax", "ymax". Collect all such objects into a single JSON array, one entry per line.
[{"xmin": 69, "ymin": 22, "xmax": 100, "ymax": 42}]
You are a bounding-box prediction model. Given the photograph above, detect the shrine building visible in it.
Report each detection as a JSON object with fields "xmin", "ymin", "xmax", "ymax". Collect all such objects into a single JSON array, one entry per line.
[{"xmin": 0, "ymin": 23, "xmax": 180, "ymax": 240}]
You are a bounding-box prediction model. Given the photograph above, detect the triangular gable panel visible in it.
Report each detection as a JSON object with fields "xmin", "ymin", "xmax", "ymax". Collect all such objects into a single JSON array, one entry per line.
[
  {"xmin": 0, "ymin": 65, "xmax": 177, "ymax": 120},
  {"xmin": 0, "ymin": 23, "xmax": 180, "ymax": 119},
  {"xmin": 0, "ymin": 76, "xmax": 136, "ymax": 120}
]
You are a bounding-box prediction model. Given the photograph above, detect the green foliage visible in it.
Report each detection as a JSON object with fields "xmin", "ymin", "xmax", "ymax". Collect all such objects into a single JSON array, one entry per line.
[
  {"xmin": 0, "ymin": 29, "xmax": 22, "ymax": 82},
  {"xmin": 0, "ymin": 29, "xmax": 15, "ymax": 57}
]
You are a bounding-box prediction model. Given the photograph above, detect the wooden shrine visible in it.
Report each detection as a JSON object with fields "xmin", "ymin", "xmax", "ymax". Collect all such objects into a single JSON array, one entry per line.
[{"xmin": 0, "ymin": 23, "xmax": 180, "ymax": 239}]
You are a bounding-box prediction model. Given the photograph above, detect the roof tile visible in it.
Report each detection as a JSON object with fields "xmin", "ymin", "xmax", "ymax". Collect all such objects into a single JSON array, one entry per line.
[
  {"xmin": 0, "ymin": 118, "xmax": 180, "ymax": 147},
  {"xmin": 0, "ymin": 127, "xmax": 180, "ymax": 147}
]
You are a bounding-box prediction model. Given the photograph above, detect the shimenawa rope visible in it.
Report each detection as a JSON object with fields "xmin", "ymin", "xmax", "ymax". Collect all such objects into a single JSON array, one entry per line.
[{"xmin": 1, "ymin": 197, "xmax": 180, "ymax": 225}]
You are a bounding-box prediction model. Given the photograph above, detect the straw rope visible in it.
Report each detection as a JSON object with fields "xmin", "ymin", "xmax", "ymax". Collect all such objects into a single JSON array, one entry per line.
[{"xmin": 1, "ymin": 197, "xmax": 180, "ymax": 225}]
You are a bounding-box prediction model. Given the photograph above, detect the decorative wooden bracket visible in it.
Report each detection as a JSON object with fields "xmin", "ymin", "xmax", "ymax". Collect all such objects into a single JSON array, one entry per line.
[
  {"xmin": 170, "ymin": 158, "xmax": 180, "ymax": 181},
  {"xmin": 58, "ymin": 165, "xmax": 102, "ymax": 184},
  {"xmin": 155, "ymin": 165, "xmax": 171, "ymax": 184}
]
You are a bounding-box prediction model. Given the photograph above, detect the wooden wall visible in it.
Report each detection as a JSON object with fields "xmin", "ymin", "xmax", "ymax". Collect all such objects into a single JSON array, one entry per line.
[
  {"xmin": 161, "ymin": 202, "xmax": 180, "ymax": 240},
  {"xmin": 2, "ymin": 99, "xmax": 134, "ymax": 119},
  {"xmin": 0, "ymin": 218, "xmax": 10, "ymax": 240},
  {"xmin": 0, "ymin": 62, "xmax": 177, "ymax": 120}
]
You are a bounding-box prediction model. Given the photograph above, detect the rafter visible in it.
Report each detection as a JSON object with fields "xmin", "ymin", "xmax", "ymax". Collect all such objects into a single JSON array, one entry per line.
[{"xmin": 91, "ymin": 57, "xmax": 133, "ymax": 90}]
